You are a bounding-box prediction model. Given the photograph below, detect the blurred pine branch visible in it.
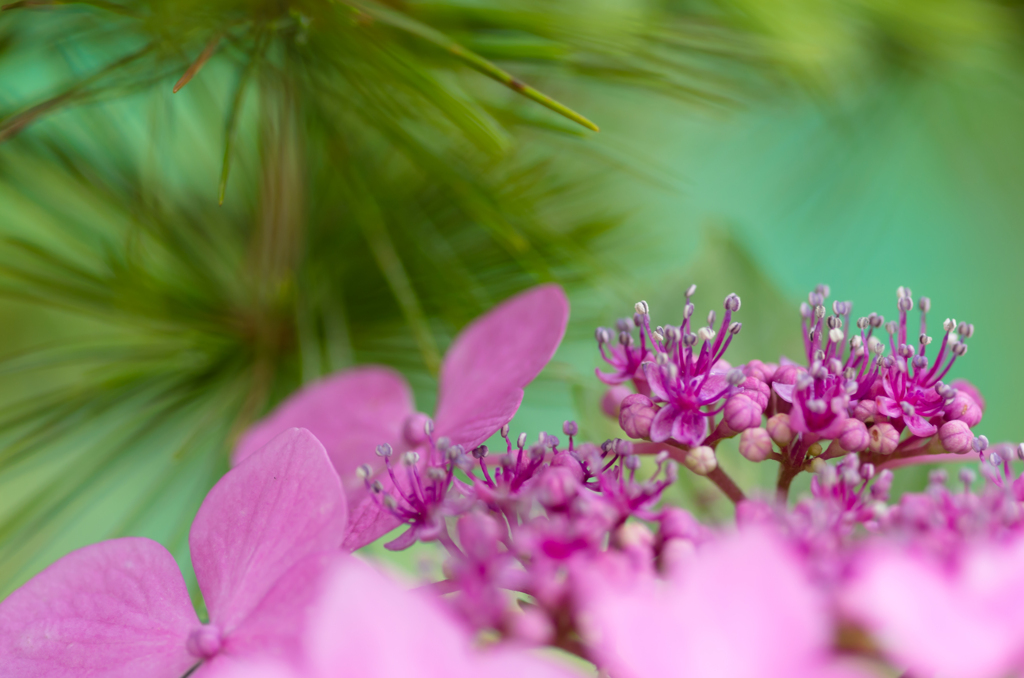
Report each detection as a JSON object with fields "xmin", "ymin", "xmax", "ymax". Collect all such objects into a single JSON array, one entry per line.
[{"xmin": 0, "ymin": 0, "xmax": 761, "ymax": 591}]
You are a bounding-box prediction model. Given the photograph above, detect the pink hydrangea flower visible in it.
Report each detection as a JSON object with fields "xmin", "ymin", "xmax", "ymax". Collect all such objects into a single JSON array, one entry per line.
[
  {"xmin": 581, "ymin": 528, "xmax": 872, "ymax": 678},
  {"xmin": 843, "ymin": 535, "xmax": 1024, "ymax": 678},
  {"xmin": 205, "ymin": 554, "xmax": 583, "ymax": 678},
  {"xmin": 233, "ymin": 284, "xmax": 569, "ymax": 550},
  {"xmin": 597, "ymin": 291, "xmax": 752, "ymax": 447},
  {"xmin": 0, "ymin": 428, "xmax": 348, "ymax": 678}
]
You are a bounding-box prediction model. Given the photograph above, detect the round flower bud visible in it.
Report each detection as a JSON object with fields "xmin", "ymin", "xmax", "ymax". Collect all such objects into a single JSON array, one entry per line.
[
  {"xmin": 456, "ymin": 512, "xmax": 501, "ymax": 561},
  {"xmin": 186, "ymin": 625, "xmax": 223, "ymax": 660},
  {"xmin": 601, "ymin": 385, "xmax": 633, "ymax": 418},
  {"xmin": 939, "ymin": 420, "xmax": 973, "ymax": 454},
  {"xmin": 619, "ymin": 393, "xmax": 657, "ymax": 439},
  {"xmin": 837, "ymin": 418, "xmax": 870, "ymax": 453},
  {"xmin": 659, "ymin": 507, "xmax": 703, "ymax": 542},
  {"xmin": 851, "ymin": 399, "xmax": 877, "ymax": 423},
  {"xmin": 537, "ymin": 466, "xmax": 580, "ymax": 509},
  {"xmin": 403, "ymin": 412, "xmax": 432, "ymax": 445},
  {"xmin": 772, "ymin": 363, "xmax": 802, "ymax": 386},
  {"xmin": 944, "ymin": 391, "xmax": 983, "ymax": 427},
  {"xmin": 509, "ymin": 606, "xmax": 554, "ymax": 646},
  {"xmin": 684, "ymin": 446, "xmax": 717, "ymax": 475},
  {"xmin": 950, "ymin": 379, "xmax": 985, "ymax": 412},
  {"xmin": 766, "ymin": 413, "xmax": 795, "ymax": 447},
  {"xmin": 868, "ymin": 423, "xmax": 900, "ymax": 455},
  {"xmin": 739, "ymin": 427, "xmax": 772, "ymax": 462},
  {"xmin": 723, "ymin": 394, "xmax": 761, "ymax": 433}
]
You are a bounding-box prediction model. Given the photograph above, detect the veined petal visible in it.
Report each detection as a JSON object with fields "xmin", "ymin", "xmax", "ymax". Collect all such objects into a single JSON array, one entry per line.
[
  {"xmin": 341, "ymin": 478, "xmax": 404, "ymax": 552},
  {"xmin": 642, "ymin": 362, "xmax": 672, "ymax": 402},
  {"xmin": 232, "ymin": 367, "xmax": 415, "ymax": 499},
  {"xmin": 772, "ymin": 382, "xmax": 795, "ymax": 404},
  {"xmin": 0, "ymin": 538, "xmax": 198, "ymax": 678},
  {"xmin": 672, "ymin": 411, "xmax": 708, "ymax": 447},
  {"xmin": 875, "ymin": 397, "xmax": 903, "ymax": 418},
  {"xmin": 191, "ymin": 428, "xmax": 348, "ymax": 634},
  {"xmin": 219, "ymin": 552, "xmax": 341, "ymax": 667},
  {"xmin": 905, "ymin": 414, "xmax": 938, "ymax": 438},
  {"xmin": 648, "ymin": 404, "xmax": 679, "ymax": 443},
  {"xmin": 435, "ymin": 284, "xmax": 569, "ymax": 451}
]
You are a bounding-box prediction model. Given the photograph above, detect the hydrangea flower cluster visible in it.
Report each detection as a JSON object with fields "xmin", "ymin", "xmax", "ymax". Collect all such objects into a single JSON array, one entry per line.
[{"xmin": 2, "ymin": 282, "xmax": 1020, "ymax": 678}]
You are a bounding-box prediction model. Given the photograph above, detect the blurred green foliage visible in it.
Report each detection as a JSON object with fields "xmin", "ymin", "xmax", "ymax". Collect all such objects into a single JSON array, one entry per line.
[{"xmin": 2, "ymin": 0, "xmax": 1023, "ymax": 595}]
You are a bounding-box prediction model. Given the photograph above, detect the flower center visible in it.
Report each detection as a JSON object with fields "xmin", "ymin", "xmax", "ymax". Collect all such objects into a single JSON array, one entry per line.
[{"xmin": 186, "ymin": 624, "xmax": 222, "ymax": 660}]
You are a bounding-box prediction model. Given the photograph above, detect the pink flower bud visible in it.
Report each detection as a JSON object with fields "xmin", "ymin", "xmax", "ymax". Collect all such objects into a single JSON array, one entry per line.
[
  {"xmin": 772, "ymin": 363, "xmax": 802, "ymax": 385},
  {"xmin": 766, "ymin": 413, "xmax": 795, "ymax": 447},
  {"xmin": 614, "ymin": 522, "xmax": 655, "ymax": 555},
  {"xmin": 403, "ymin": 412, "xmax": 432, "ymax": 445},
  {"xmin": 723, "ymin": 394, "xmax": 762, "ymax": 432},
  {"xmin": 186, "ymin": 625, "xmax": 222, "ymax": 659},
  {"xmin": 659, "ymin": 507, "xmax": 703, "ymax": 541},
  {"xmin": 619, "ymin": 393, "xmax": 657, "ymax": 439},
  {"xmin": 837, "ymin": 418, "xmax": 870, "ymax": 452},
  {"xmin": 743, "ymin": 359, "xmax": 776, "ymax": 383},
  {"xmin": 456, "ymin": 512, "xmax": 501, "ymax": 561},
  {"xmin": 602, "ymin": 385, "xmax": 633, "ymax": 418},
  {"xmin": 868, "ymin": 423, "xmax": 899, "ymax": 455},
  {"xmin": 738, "ymin": 427, "xmax": 772, "ymax": 462},
  {"xmin": 684, "ymin": 446, "xmax": 717, "ymax": 475},
  {"xmin": 536, "ymin": 466, "xmax": 580, "ymax": 509},
  {"xmin": 509, "ymin": 606, "xmax": 553, "ymax": 646},
  {"xmin": 945, "ymin": 391, "xmax": 982, "ymax": 427},
  {"xmin": 950, "ymin": 379, "xmax": 985, "ymax": 412},
  {"xmin": 741, "ymin": 376, "xmax": 771, "ymax": 409},
  {"xmin": 939, "ymin": 419, "xmax": 973, "ymax": 454},
  {"xmin": 851, "ymin": 399, "xmax": 877, "ymax": 423}
]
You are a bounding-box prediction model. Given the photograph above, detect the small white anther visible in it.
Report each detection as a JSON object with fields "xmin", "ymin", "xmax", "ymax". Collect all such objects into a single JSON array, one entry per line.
[
  {"xmin": 697, "ymin": 326, "xmax": 716, "ymax": 343},
  {"xmin": 635, "ymin": 300, "xmax": 649, "ymax": 315},
  {"xmin": 828, "ymin": 328, "xmax": 844, "ymax": 343}
]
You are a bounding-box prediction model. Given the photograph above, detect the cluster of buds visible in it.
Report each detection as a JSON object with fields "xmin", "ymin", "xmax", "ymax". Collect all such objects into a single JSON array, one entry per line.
[
  {"xmin": 363, "ymin": 415, "xmax": 693, "ymax": 643},
  {"xmin": 602, "ymin": 284, "xmax": 988, "ymax": 501},
  {"xmin": 599, "ymin": 288, "xmax": 767, "ymax": 456}
]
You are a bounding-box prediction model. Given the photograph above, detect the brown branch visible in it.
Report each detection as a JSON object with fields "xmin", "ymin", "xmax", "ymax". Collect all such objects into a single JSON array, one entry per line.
[{"xmin": 173, "ymin": 34, "xmax": 222, "ymax": 93}]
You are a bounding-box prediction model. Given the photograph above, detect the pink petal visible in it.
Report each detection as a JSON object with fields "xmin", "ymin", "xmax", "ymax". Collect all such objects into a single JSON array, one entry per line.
[
  {"xmin": 305, "ymin": 557, "xmax": 581, "ymax": 678},
  {"xmin": 191, "ymin": 428, "xmax": 349, "ymax": 634},
  {"xmin": 595, "ymin": 367, "xmax": 629, "ymax": 386},
  {"xmin": 0, "ymin": 538, "xmax": 198, "ymax": 678},
  {"xmin": 233, "ymin": 367, "xmax": 415, "ymax": 496},
  {"xmin": 586, "ymin": 529, "xmax": 833, "ymax": 678},
  {"xmin": 642, "ymin": 362, "xmax": 672, "ymax": 402},
  {"xmin": 219, "ymin": 552, "xmax": 340, "ymax": 666},
  {"xmin": 843, "ymin": 541, "xmax": 1024, "ymax": 678},
  {"xmin": 671, "ymin": 411, "xmax": 708, "ymax": 447},
  {"xmin": 340, "ymin": 481, "xmax": 403, "ymax": 552},
  {"xmin": 772, "ymin": 382, "xmax": 794, "ymax": 403},
  {"xmin": 904, "ymin": 414, "xmax": 938, "ymax": 438},
  {"xmin": 435, "ymin": 285, "xmax": 569, "ymax": 450},
  {"xmin": 951, "ymin": 378, "xmax": 985, "ymax": 411},
  {"xmin": 648, "ymin": 404, "xmax": 679, "ymax": 443},
  {"xmin": 875, "ymin": 397, "xmax": 903, "ymax": 419},
  {"xmin": 192, "ymin": 657, "xmax": 299, "ymax": 678}
]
